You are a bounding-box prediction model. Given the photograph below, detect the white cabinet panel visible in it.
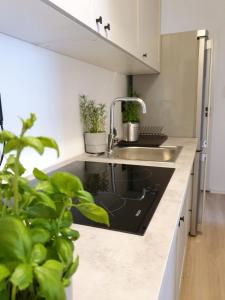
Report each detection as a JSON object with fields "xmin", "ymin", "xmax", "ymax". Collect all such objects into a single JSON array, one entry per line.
[
  {"xmin": 138, "ymin": 0, "xmax": 160, "ymax": 71},
  {"xmin": 176, "ymin": 201, "xmax": 186, "ymax": 298},
  {"xmin": 101, "ymin": 0, "xmax": 138, "ymax": 57},
  {"xmin": 48, "ymin": 0, "xmax": 160, "ymax": 71},
  {"xmin": 160, "ymin": 175, "xmax": 192, "ymax": 299},
  {"xmin": 48, "ymin": 0, "xmax": 96, "ymax": 29},
  {"xmin": 158, "ymin": 231, "xmax": 177, "ymax": 300}
]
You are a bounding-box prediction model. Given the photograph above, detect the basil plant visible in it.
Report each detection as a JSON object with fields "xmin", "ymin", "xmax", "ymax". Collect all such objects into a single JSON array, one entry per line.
[{"xmin": 0, "ymin": 114, "xmax": 109, "ymax": 300}]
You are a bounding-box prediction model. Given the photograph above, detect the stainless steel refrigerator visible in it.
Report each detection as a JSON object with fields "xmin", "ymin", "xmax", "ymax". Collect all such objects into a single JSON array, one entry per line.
[{"xmin": 133, "ymin": 30, "xmax": 213, "ymax": 236}]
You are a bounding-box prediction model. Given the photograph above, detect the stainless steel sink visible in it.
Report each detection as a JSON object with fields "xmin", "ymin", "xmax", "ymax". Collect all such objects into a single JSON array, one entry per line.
[{"xmin": 107, "ymin": 146, "xmax": 182, "ymax": 162}]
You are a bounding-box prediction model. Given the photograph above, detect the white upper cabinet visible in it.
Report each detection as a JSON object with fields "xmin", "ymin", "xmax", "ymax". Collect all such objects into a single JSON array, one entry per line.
[
  {"xmin": 50, "ymin": 0, "xmax": 139, "ymax": 57},
  {"xmin": 48, "ymin": 1, "xmax": 96, "ymax": 29},
  {"xmin": 99, "ymin": 0, "xmax": 139, "ymax": 57},
  {"xmin": 138, "ymin": 0, "xmax": 161, "ymax": 71},
  {"xmin": 48, "ymin": 0, "xmax": 160, "ymax": 70},
  {"xmin": 0, "ymin": 0, "xmax": 160, "ymax": 74}
]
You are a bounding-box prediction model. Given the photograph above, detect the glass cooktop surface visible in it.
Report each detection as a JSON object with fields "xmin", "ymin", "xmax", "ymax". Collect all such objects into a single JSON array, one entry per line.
[{"xmin": 53, "ymin": 161, "xmax": 175, "ymax": 235}]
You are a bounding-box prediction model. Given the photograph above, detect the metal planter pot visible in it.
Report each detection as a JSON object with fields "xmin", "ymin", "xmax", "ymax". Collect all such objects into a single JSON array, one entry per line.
[
  {"xmin": 84, "ymin": 132, "xmax": 106, "ymax": 153},
  {"xmin": 122, "ymin": 122, "xmax": 140, "ymax": 142}
]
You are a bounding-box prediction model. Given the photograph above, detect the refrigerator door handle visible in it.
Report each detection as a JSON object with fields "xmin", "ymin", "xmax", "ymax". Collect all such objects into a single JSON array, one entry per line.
[{"xmin": 190, "ymin": 152, "xmax": 201, "ymax": 236}]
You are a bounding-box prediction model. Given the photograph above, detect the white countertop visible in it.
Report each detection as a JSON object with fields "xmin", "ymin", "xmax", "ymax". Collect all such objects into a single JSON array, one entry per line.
[{"xmin": 49, "ymin": 137, "xmax": 198, "ymax": 300}]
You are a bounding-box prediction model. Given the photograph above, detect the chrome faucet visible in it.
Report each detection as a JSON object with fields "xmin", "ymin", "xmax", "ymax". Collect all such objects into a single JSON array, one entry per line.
[{"xmin": 107, "ymin": 97, "xmax": 147, "ymax": 153}]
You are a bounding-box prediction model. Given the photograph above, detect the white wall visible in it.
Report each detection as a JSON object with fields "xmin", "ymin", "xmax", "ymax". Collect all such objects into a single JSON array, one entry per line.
[
  {"xmin": 0, "ymin": 34, "xmax": 127, "ymax": 174},
  {"xmin": 161, "ymin": 0, "xmax": 225, "ymax": 193}
]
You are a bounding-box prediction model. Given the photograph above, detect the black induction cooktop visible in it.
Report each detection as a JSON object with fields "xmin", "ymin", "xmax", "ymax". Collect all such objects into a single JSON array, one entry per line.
[{"xmin": 53, "ymin": 161, "xmax": 175, "ymax": 235}]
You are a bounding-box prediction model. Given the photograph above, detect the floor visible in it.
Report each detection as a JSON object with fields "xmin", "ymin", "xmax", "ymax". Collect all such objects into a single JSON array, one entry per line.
[{"xmin": 180, "ymin": 193, "xmax": 225, "ymax": 300}]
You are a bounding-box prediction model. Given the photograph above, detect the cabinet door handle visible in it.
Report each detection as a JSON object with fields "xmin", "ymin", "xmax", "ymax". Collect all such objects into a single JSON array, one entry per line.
[
  {"xmin": 180, "ymin": 216, "xmax": 185, "ymax": 222},
  {"xmin": 96, "ymin": 16, "xmax": 103, "ymax": 24},
  {"xmin": 104, "ymin": 23, "xmax": 111, "ymax": 31},
  {"xmin": 142, "ymin": 53, "xmax": 148, "ymax": 58},
  {"xmin": 178, "ymin": 216, "xmax": 185, "ymax": 227}
]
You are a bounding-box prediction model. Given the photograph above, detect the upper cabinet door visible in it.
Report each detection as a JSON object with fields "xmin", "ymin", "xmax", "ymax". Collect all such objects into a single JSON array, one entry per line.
[
  {"xmin": 47, "ymin": 0, "xmax": 160, "ymax": 72},
  {"xmin": 138, "ymin": 0, "xmax": 161, "ymax": 71},
  {"xmin": 92, "ymin": 0, "xmax": 138, "ymax": 57},
  {"xmin": 48, "ymin": 0, "xmax": 97, "ymax": 30}
]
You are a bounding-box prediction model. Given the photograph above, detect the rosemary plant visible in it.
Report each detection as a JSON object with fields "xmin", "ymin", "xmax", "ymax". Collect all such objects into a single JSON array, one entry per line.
[{"xmin": 79, "ymin": 95, "xmax": 106, "ymax": 133}]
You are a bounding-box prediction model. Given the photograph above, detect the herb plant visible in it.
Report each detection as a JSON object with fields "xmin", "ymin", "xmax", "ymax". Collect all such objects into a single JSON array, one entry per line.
[
  {"xmin": 122, "ymin": 90, "xmax": 140, "ymax": 123},
  {"xmin": 0, "ymin": 113, "xmax": 109, "ymax": 300},
  {"xmin": 79, "ymin": 95, "xmax": 106, "ymax": 133}
]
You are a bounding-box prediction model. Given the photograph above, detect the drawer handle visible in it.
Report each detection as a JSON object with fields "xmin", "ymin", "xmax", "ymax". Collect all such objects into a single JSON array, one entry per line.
[
  {"xmin": 142, "ymin": 53, "xmax": 148, "ymax": 58},
  {"xmin": 96, "ymin": 16, "xmax": 103, "ymax": 24},
  {"xmin": 104, "ymin": 23, "xmax": 111, "ymax": 31}
]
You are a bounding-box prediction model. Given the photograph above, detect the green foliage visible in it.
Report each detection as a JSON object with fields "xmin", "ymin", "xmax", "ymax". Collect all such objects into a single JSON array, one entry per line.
[
  {"xmin": 122, "ymin": 102, "xmax": 140, "ymax": 123},
  {"xmin": 79, "ymin": 95, "xmax": 106, "ymax": 133},
  {"xmin": 122, "ymin": 90, "xmax": 140, "ymax": 123},
  {"xmin": 0, "ymin": 113, "xmax": 109, "ymax": 300}
]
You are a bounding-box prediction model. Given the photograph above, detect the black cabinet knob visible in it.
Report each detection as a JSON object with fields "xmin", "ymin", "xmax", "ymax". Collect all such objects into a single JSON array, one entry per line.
[
  {"xmin": 178, "ymin": 216, "xmax": 185, "ymax": 227},
  {"xmin": 96, "ymin": 16, "xmax": 103, "ymax": 24},
  {"xmin": 142, "ymin": 53, "xmax": 148, "ymax": 58},
  {"xmin": 104, "ymin": 23, "xmax": 111, "ymax": 31}
]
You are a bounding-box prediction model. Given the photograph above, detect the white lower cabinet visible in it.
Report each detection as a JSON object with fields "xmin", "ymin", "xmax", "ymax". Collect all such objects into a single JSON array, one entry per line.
[{"xmin": 159, "ymin": 175, "xmax": 192, "ymax": 300}]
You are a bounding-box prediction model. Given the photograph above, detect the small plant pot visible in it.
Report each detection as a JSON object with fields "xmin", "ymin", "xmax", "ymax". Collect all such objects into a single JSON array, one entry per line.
[
  {"xmin": 84, "ymin": 132, "xmax": 106, "ymax": 154},
  {"xmin": 122, "ymin": 122, "xmax": 140, "ymax": 142}
]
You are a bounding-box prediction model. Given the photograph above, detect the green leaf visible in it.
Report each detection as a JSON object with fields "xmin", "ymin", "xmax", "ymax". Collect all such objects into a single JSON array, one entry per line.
[
  {"xmin": 60, "ymin": 228, "xmax": 80, "ymax": 241},
  {"xmin": 21, "ymin": 136, "xmax": 44, "ymax": 155},
  {"xmin": 34, "ymin": 260, "xmax": 65, "ymax": 300},
  {"xmin": 0, "ymin": 130, "xmax": 16, "ymax": 142},
  {"xmin": 62, "ymin": 278, "xmax": 70, "ymax": 287},
  {"xmin": 25, "ymin": 204, "xmax": 56, "ymax": 219},
  {"xmin": 0, "ymin": 217, "xmax": 32, "ymax": 263},
  {"xmin": 0, "ymin": 265, "xmax": 10, "ymax": 282},
  {"xmin": 60, "ymin": 210, "xmax": 73, "ymax": 228},
  {"xmin": 34, "ymin": 192, "xmax": 56, "ymax": 210},
  {"xmin": 0, "ymin": 281, "xmax": 7, "ymax": 292},
  {"xmin": 4, "ymin": 155, "xmax": 26, "ymax": 175},
  {"xmin": 30, "ymin": 218, "xmax": 52, "ymax": 231},
  {"xmin": 10, "ymin": 263, "xmax": 33, "ymax": 290},
  {"xmin": 18, "ymin": 177, "xmax": 33, "ymax": 192},
  {"xmin": 0, "ymin": 173, "xmax": 12, "ymax": 182},
  {"xmin": 33, "ymin": 168, "xmax": 48, "ymax": 181},
  {"xmin": 30, "ymin": 227, "xmax": 50, "ymax": 245},
  {"xmin": 76, "ymin": 190, "xmax": 94, "ymax": 203},
  {"xmin": 75, "ymin": 203, "xmax": 109, "ymax": 226},
  {"xmin": 31, "ymin": 244, "xmax": 47, "ymax": 265},
  {"xmin": 4, "ymin": 138, "xmax": 19, "ymax": 154},
  {"xmin": 56, "ymin": 238, "xmax": 73, "ymax": 268},
  {"xmin": 0, "ymin": 288, "xmax": 9, "ymax": 300},
  {"xmin": 50, "ymin": 172, "xmax": 83, "ymax": 197},
  {"xmin": 64, "ymin": 256, "xmax": 79, "ymax": 279},
  {"xmin": 35, "ymin": 181, "xmax": 55, "ymax": 194},
  {"xmin": 38, "ymin": 137, "xmax": 60, "ymax": 157},
  {"xmin": 21, "ymin": 113, "xmax": 36, "ymax": 132}
]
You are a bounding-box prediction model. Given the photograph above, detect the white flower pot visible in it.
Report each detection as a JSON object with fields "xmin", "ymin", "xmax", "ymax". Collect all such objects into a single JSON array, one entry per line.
[{"xmin": 84, "ymin": 132, "xmax": 106, "ymax": 154}]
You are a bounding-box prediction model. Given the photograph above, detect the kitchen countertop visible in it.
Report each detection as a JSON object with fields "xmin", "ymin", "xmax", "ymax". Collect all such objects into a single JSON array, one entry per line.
[{"xmin": 47, "ymin": 137, "xmax": 198, "ymax": 300}]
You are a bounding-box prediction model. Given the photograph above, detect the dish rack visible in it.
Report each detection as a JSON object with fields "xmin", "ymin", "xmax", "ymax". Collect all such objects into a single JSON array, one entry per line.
[{"xmin": 140, "ymin": 126, "xmax": 166, "ymax": 136}]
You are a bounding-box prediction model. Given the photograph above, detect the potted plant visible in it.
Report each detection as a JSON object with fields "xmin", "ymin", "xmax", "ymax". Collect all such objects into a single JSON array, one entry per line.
[
  {"xmin": 79, "ymin": 95, "xmax": 106, "ymax": 154},
  {"xmin": 122, "ymin": 91, "xmax": 141, "ymax": 142},
  {"xmin": 0, "ymin": 113, "xmax": 109, "ymax": 300}
]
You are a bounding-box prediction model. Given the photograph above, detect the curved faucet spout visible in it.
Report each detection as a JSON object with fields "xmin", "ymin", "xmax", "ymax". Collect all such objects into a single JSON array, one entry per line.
[{"xmin": 108, "ymin": 97, "xmax": 147, "ymax": 152}]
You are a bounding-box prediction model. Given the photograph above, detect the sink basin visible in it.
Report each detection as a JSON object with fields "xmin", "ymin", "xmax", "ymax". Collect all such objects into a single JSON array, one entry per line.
[{"xmin": 108, "ymin": 146, "xmax": 182, "ymax": 162}]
